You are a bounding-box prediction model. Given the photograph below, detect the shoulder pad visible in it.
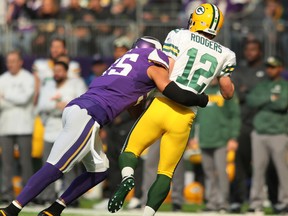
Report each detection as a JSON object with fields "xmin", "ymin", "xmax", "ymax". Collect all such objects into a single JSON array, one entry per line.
[{"xmin": 148, "ymin": 49, "xmax": 169, "ymax": 70}]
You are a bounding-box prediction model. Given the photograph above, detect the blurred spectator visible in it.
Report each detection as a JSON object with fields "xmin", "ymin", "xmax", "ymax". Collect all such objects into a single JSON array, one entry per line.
[
  {"xmin": 143, "ymin": 0, "xmax": 181, "ymax": 23},
  {"xmin": 32, "ymin": 37, "xmax": 81, "ymax": 104},
  {"xmin": 263, "ymin": 0, "xmax": 285, "ymax": 56},
  {"xmin": 35, "ymin": 0, "xmax": 60, "ymax": 20},
  {"xmin": 32, "ymin": 0, "xmax": 61, "ymax": 53},
  {"xmin": 112, "ymin": 36, "xmax": 133, "ymax": 59},
  {"xmin": 142, "ymin": 13, "xmax": 178, "ymax": 43},
  {"xmin": 89, "ymin": 0, "xmax": 112, "ymax": 21},
  {"xmin": 0, "ymin": 51, "xmax": 35, "ymax": 202},
  {"xmin": 142, "ymin": 0, "xmax": 181, "ymax": 43},
  {"xmin": 72, "ymin": 25, "xmax": 94, "ymax": 57},
  {"xmin": 90, "ymin": 1, "xmax": 130, "ymax": 58},
  {"xmin": 230, "ymin": 39, "xmax": 267, "ymax": 212},
  {"xmin": 247, "ymin": 56, "xmax": 288, "ymax": 214},
  {"xmin": 5, "ymin": 0, "xmax": 36, "ymax": 54},
  {"xmin": 111, "ymin": 0, "xmax": 136, "ymax": 21},
  {"xmin": 56, "ymin": 55, "xmax": 87, "ymax": 94},
  {"xmin": 60, "ymin": 0, "xmax": 95, "ymax": 56},
  {"xmin": 36, "ymin": 61, "xmax": 86, "ymax": 204},
  {"xmin": 189, "ymin": 79, "xmax": 241, "ymax": 213},
  {"xmin": 61, "ymin": 0, "xmax": 90, "ymax": 23},
  {"xmin": 85, "ymin": 54, "xmax": 108, "ymax": 86}
]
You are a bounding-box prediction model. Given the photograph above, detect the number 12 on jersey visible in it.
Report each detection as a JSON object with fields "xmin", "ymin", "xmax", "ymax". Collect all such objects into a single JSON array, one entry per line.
[{"xmin": 176, "ymin": 48, "xmax": 218, "ymax": 93}]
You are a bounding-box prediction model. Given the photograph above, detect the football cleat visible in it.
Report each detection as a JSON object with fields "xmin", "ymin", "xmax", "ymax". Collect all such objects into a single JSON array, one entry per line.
[
  {"xmin": 132, "ymin": 36, "xmax": 162, "ymax": 50},
  {"xmin": 108, "ymin": 176, "xmax": 135, "ymax": 213},
  {"xmin": 38, "ymin": 210, "xmax": 60, "ymax": 216},
  {"xmin": 188, "ymin": 3, "xmax": 224, "ymax": 36}
]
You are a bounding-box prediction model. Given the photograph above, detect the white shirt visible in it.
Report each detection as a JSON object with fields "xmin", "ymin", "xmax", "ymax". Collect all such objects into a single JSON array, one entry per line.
[
  {"xmin": 33, "ymin": 58, "xmax": 82, "ymax": 84},
  {"xmin": 0, "ymin": 69, "xmax": 35, "ymax": 135},
  {"xmin": 37, "ymin": 78, "xmax": 87, "ymax": 142}
]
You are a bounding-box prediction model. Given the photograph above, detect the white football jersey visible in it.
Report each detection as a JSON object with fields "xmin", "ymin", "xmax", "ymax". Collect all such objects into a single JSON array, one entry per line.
[{"xmin": 163, "ymin": 29, "xmax": 236, "ymax": 94}]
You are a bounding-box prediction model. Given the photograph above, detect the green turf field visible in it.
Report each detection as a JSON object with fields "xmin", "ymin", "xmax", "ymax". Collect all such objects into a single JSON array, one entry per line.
[{"xmin": 7, "ymin": 199, "xmax": 275, "ymax": 216}]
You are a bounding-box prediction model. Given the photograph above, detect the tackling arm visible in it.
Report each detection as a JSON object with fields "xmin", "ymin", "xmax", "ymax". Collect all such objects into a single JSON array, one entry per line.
[{"xmin": 147, "ymin": 65, "xmax": 208, "ymax": 107}]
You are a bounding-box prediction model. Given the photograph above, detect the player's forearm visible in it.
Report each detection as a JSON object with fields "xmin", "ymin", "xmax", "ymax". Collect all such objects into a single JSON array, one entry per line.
[
  {"xmin": 162, "ymin": 81, "xmax": 208, "ymax": 107},
  {"xmin": 218, "ymin": 76, "xmax": 234, "ymax": 100},
  {"xmin": 220, "ymin": 81, "xmax": 234, "ymax": 100}
]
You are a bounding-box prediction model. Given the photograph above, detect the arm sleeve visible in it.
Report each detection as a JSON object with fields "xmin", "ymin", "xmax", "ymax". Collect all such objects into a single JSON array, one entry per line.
[
  {"xmin": 162, "ymin": 81, "xmax": 208, "ymax": 107},
  {"xmin": 219, "ymin": 51, "xmax": 236, "ymax": 77},
  {"xmin": 163, "ymin": 29, "xmax": 181, "ymax": 60}
]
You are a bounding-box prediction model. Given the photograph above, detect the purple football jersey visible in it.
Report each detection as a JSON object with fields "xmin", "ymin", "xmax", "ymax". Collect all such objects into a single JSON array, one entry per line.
[{"xmin": 68, "ymin": 48, "xmax": 169, "ymax": 126}]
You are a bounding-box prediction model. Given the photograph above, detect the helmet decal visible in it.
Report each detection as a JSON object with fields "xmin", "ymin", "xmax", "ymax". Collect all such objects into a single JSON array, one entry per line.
[{"xmin": 195, "ymin": 6, "xmax": 205, "ymax": 15}]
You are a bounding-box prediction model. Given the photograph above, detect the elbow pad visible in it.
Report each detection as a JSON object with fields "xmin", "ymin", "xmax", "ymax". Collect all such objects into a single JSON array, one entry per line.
[{"xmin": 162, "ymin": 82, "xmax": 208, "ymax": 107}]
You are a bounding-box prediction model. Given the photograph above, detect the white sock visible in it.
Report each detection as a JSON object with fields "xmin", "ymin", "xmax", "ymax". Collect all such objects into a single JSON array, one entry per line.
[
  {"xmin": 143, "ymin": 206, "xmax": 155, "ymax": 216},
  {"xmin": 56, "ymin": 198, "xmax": 67, "ymax": 207},
  {"xmin": 121, "ymin": 167, "xmax": 134, "ymax": 178},
  {"xmin": 12, "ymin": 200, "xmax": 22, "ymax": 210}
]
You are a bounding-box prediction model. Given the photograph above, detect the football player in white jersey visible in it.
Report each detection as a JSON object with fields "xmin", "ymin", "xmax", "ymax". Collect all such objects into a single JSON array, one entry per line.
[{"xmin": 108, "ymin": 3, "xmax": 236, "ymax": 216}]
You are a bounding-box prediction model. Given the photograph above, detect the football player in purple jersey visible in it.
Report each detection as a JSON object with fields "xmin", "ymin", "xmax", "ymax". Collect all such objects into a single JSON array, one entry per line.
[{"xmin": 0, "ymin": 36, "xmax": 208, "ymax": 216}]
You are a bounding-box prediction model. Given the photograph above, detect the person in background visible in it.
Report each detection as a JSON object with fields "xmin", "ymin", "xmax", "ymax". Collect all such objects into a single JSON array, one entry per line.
[
  {"xmin": 190, "ymin": 78, "xmax": 241, "ymax": 213},
  {"xmin": 60, "ymin": 0, "xmax": 90, "ymax": 23},
  {"xmin": 32, "ymin": 37, "xmax": 81, "ymax": 104},
  {"xmin": 247, "ymin": 56, "xmax": 288, "ymax": 214},
  {"xmin": 85, "ymin": 55, "xmax": 108, "ymax": 86},
  {"xmin": 5, "ymin": 0, "xmax": 36, "ymax": 55},
  {"xmin": 230, "ymin": 39, "xmax": 266, "ymax": 212},
  {"xmin": 0, "ymin": 51, "xmax": 35, "ymax": 203},
  {"xmin": 35, "ymin": 61, "xmax": 87, "ymax": 205}
]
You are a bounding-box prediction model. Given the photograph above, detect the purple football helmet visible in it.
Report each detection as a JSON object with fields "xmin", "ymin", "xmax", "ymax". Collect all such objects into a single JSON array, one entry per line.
[{"xmin": 132, "ymin": 36, "xmax": 162, "ymax": 50}]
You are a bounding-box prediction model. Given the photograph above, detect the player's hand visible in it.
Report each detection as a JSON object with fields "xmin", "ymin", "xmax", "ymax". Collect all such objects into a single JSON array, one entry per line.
[
  {"xmin": 56, "ymin": 101, "xmax": 67, "ymax": 110},
  {"xmin": 226, "ymin": 139, "xmax": 238, "ymax": 151},
  {"xmin": 198, "ymin": 93, "xmax": 209, "ymax": 108},
  {"xmin": 270, "ymin": 94, "xmax": 280, "ymax": 102},
  {"xmin": 187, "ymin": 138, "xmax": 199, "ymax": 150}
]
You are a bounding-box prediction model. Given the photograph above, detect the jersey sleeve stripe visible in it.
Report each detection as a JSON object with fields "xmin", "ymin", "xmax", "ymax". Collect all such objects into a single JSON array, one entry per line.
[
  {"xmin": 163, "ymin": 43, "xmax": 180, "ymax": 56},
  {"xmin": 222, "ymin": 65, "xmax": 235, "ymax": 73}
]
